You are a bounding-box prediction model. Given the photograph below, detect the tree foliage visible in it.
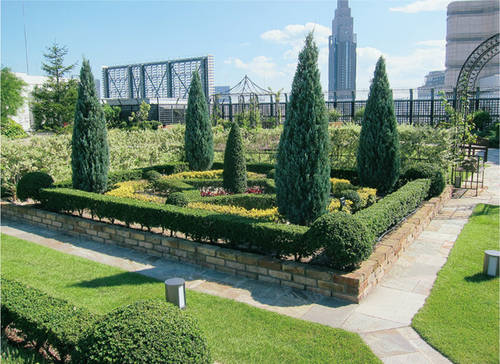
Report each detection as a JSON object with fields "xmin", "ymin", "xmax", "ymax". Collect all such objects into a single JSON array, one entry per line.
[
  {"xmin": 276, "ymin": 33, "xmax": 331, "ymax": 226},
  {"xmin": 357, "ymin": 57, "xmax": 400, "ymax": 195},
  {"xmin": 32, "ymin": 42, "xmax": 78, "ymax": 131},
  {"xmin": 184, "ymin": 70, "xmax": 213, "ymax": 171},
  {"xmin": 71, "ymin": 59, "xmax": 109, "ymax": 193},
  {"xmin": 1, "ymin": 67, "xmax": 28, "ymax": 138},
  {"xmin": 223, "ymin": 122, "xmax": 247, "ymax": 193}
]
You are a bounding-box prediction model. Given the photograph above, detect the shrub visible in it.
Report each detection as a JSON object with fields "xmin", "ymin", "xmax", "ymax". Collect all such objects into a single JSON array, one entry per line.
[
  {"xmin": 357, "ymin": 187, "xmax": 377, "ymax": 208},
  {"xmin": 1, "ymin": 118, "xmax": 27, "ymax": 139},
  {"xmin": 106, "ymin": 181, "xmax": 163, "ymax": 204},
  {"xmin": 223, "ymin": 122, "xmax": 247, "ymax": 193},
  {"xmin": 201, "ymin": 193, "xmax": 276, "ymax": 210},
  {"xmin": 165, "ymin": 192, "xmax": 189, "ymax": 207},
  {"xmin": 276, "ymin": 33, "xmax": 330, "ymax": 225},
  {"xmin": 1, "ymin": 278, "xmax": 95, "ymax": 359},
  {"xmin": 401, "ymin": 162, "xmax": 445, "ymax": 197},
  {"xmin": 342, "ymin": 189, "xmax": 362, "ymax": 212},
  {"xmin": 71, "ymin": 59, "xmax": 109, "ymax": 193},
  {"xmin": 153, "ymin": 178, "xmax": 194, "ymax": 194},
  {"xmin": 357, "ymin": 57, "xmax": 400, "ymax": 195},
  {"xmin": 16, "ymin": 171, "xmax": 54, "ymax": 201},
  {"xmin": 330, "ymin": 178, "xmax": 355, "ymax": 197},
  {"xmin": 267, "ymin": 169, "xmax": 275, "ymax": 179},
  {"xmin": 188, "ymin": 202, "xmax": 280, "ymax": 222},
  {"xmin": 304, "ymin": 212, "xmax": 372, "ymax": 271},
  {"xmin": 184, "ymin": 70, "xmax": 213, "ymax": 171},
  {"xmin": 39, "ymin": 188, "xmax": 307, "ymax": 257},
  {"xmin": 144, "ymin": 170, "xmax": 162, "ymax": 182},
  {"xmin": 472, "ymin": 110, "xmax": 491, "ymax": 131},
  {"xmin": 75, "ymin": 299, "xmax": 211, "ymax": 364},
  {"xmin": 355, "ymin": 179, "xmax": 431, "ymax": 239},
  {"xmin": 327, "ymin": 109, "xmax": 341, "ymax": 123}
]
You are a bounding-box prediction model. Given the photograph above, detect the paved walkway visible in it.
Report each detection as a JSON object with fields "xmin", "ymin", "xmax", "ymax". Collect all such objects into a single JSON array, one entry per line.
[{"xmin": 2, "ymin": 149, "xmax": 499, "ymax": 364}]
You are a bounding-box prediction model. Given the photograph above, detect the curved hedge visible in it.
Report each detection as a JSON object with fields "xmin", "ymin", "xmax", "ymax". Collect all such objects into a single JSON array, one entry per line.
[
  {"xmin": 75, "ymin": 300, "xmax": 211, "ymax": 364},
  {"xmin": 401, "ymin": 162, "xmax": 445, "ymax": 198},
  {"xmin": 16, "ymin": 172, "xmax": 54, "ymax": 202}
]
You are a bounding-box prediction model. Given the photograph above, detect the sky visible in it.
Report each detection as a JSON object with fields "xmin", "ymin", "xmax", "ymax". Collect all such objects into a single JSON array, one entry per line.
[{"xmin": 1, "ymin": 0, "xmax": 455, "ymax": 93}]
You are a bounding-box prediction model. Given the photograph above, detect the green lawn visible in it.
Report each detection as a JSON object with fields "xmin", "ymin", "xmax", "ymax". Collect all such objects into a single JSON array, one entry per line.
[
  {"xmin": 1, "ymin": 234, "xmax": 380, "ymax": 364},
  {"xmin": 412, "ymin": 204, "xmax": 499, "ymax": 364}
]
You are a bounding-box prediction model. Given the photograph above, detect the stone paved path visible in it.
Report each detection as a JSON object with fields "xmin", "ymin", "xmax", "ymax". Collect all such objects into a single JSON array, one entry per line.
[{"xmin": 2, "ymin": 149, "xmax": 498, "ymax": 363}]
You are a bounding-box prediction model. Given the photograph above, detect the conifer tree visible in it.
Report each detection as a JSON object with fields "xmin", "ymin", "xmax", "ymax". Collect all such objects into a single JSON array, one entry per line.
[
  {"xmin": 184, "ymin": 71, "xmax": 213, "ymax": 171},
  {"xmin": 356, "ymin": 56, "xmax": 400, "ymax": 195},
  {"xmin": 71, "ymin": 59, "xmax": 109, "ymax": 193},
  {"xmin": 223, "ymin": 122, "xmax": 247, "ymax": 193},
  {"xmin": 276, "ymin": 33, "xmax": 331, "ymax": 226}
]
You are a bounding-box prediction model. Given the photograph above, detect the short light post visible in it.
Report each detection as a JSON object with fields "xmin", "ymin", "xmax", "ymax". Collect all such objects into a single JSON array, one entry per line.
[
  {"xmin": 165, "ymin": 278, "xmax": 186, "ymax": 309},
  {"xmin": 483, "ymin": 250, "xmax": 500, "ymax": 277}
]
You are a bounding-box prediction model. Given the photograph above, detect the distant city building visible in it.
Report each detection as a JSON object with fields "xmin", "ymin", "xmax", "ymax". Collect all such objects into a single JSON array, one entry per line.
[
  {"xmin": 445, "ymin": 0, "xmax": 499, "ymax": 90},
  {"xmin": 328, "ymin": 0, "xmax": 357, "ymax": 100},
  {"xmin": 417, "ymin": 70, "xmax": 446, "ymax": 99}
]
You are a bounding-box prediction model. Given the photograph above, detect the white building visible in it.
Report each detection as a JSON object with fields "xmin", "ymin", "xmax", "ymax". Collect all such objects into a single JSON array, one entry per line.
[{"xmin": 12, "ymin": 72, "xmax": 50, "ymax": 131}]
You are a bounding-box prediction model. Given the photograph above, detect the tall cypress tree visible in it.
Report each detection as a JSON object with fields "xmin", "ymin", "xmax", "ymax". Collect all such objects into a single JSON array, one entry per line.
[
  {"xmin": 276, "ymin": 33, "xmax": 331, "ymax": 226},
  {"xmin": 71, "ymin": 59, "xmax": 109, "ymax": 193},
  {"xmin": 184, "ymin": 70, "xmax": 213, "ymax": 171},
  {"xmin": 356, "ymin": 56, "xmax": 400, "ymax": 195},
  {"xmin": 223, "ymin": 122, "xmax": 247, "ymax": 193}
]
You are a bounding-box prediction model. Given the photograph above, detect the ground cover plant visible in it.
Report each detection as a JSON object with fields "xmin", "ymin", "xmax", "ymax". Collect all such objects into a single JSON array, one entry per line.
[
  {"xmin": 412, "ymin": 204, "xmax": 499, "ymax": 364},
  {"xmin": 1, "ymin": 234, "xmax": 381, "ymax": 364}
]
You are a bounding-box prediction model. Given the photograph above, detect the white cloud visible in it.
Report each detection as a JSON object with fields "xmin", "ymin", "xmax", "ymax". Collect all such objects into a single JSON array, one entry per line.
[
  {"xmin": 224, "ymin": 56, "xmax": 285, "ymax": 80},
  {"xmin": 390, "ymin": 0, "xmax": 451, "ymax": 13},
  {"xmin": 356, "ymin": 41, "xmax": 446, "ymax": 89},
  {"xmin": 261, "ymin": 22, "xmax": 330, "ymax": 46}
]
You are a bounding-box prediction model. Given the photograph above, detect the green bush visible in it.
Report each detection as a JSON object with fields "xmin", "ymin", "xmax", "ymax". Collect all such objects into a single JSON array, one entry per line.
[
  {"xmin": 472, "ymin": 110, "xmax": 491, "ymax": 131},
  {"xmin": 355, "ymin": 179, "xmax": 431, "ymax": 240},
  {"xmin": 401, "ymin": 162, "xmax": 445, "ymax": 197},
  {"xmin": 144, "ymin": 170, "xmax": 162, "ymax": 182},
  {"xmin": 223, "ymin": 122, "xmax": 247, "ymax": 193},
  {"xmin": 1, "ymin": 118, "xmax": 27, "ymax": 139},
  {"xmin": 331, "ymin": 180, "xmax": 355, "ymax": 197},
  {"xmin": 201, "ymin": 194, "xmax": 276, "ymax": 210},
  {"xmin": 266, "ymin": 169, "xmax": 275, "ymax": 179},
  {"xmin": 16, "ymin": 171, "xmax": 54, "ymax": 201},
  {"xmin": 39, "ymin": 188, "xmax": 307, "ymax": 257},
  {"xmin": 327, "ymin": 109, "xmax": 341, "ymax": 123},
  {"xmin": 75, "ymin": 300, "xmax": 211, "ymax": 364},
  {"xmin": 304, "ymin": 212, "xmax": 372, "ymax": 271},
  {"xmin": 342, "ymin": 189, "xmax": 362, "ymax": 212},
  {"xmin": 165, "ymin": 192, "xmax": 189, "ymax": 207},
  {"xmin": 154, "ymin": 179, "xmax": 194, "ymax": 194},
  {"xmin": 1, "ymin": 278, "xmax": 95, "ymax": 359}
]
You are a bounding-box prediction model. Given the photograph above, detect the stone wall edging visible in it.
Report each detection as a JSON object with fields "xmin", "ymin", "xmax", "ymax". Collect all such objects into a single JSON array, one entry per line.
[{"xmin": 1, "ymin": 186, "xmax": 452, "ymax": 303}]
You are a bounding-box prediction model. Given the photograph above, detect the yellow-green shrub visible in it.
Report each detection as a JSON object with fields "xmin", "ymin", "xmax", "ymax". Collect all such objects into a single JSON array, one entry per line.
[
  {"xmin": 187, "ymin": 202, "xmax": 280, "ymax": 222},
  {"xmin": 330, "ymin": 178, "xmax": 354, "ymax": 197},
  {"xmin": 105, "ymin": 180, "xmax": 163, "ymax": 204}
]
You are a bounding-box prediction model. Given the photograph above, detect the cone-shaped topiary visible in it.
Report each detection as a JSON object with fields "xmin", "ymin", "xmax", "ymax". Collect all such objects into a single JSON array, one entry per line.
[
  {"xmin": 71, "ymin": 59, "xmax": 109, "ymax": 193},
  {"xmin": 184, "ymin": 70, "xmax": 213, "ymax": 171},
  {"xmin": 275, "ymin": 32, "xmax": 331, "ymax": 226},
  {"xmin": 223, "ymin": 122, "xmax": 247, "ymax": 193},
  {"xmin": 357, "ymin": 57, "xmax": 400, "ymax": 195}
]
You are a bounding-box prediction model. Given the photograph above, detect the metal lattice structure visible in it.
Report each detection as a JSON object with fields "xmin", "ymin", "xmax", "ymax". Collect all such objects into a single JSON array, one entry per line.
[
  {"xmin": 102, "ymin": 56, "xmax": 214, "ymax": 100},
  {"xmin": 456, "ymin": 33, "xmax": 500, "ymax": 108}
]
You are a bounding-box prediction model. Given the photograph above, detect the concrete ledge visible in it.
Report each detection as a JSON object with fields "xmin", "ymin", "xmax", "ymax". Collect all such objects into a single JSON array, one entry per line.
[{"xmin": 1, "ymin": 186, "xmax": 452, "ymax": 303}]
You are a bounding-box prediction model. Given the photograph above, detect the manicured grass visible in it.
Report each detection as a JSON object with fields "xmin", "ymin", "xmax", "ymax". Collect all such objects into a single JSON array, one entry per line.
[
  {"xmin": 1, "ymin": 234, "xmax": 380, "ymax": 364},
  {"xmin": 412, "ymin": 204, "xmax": 499, "ymax": 364}
]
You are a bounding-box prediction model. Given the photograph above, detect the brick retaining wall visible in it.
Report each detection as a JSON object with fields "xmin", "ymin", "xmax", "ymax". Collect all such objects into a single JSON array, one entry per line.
[{"xmin": 1, "ymin": 186, "xmax": 452, "ymax": 303}]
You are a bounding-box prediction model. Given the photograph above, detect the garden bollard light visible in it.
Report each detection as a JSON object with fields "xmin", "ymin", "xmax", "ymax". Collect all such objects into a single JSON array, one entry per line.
[
  {"xmin": 165, "ymin": 278, "xmax": 186, "ymax": 309},
  {"xmin": 483, "ymin": 250, "xmax": 500, "ymax": 277}
]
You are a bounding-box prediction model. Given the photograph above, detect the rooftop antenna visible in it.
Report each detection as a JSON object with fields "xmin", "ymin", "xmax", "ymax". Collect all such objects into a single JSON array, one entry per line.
[{"xmin": 22, "ymin": 0, "xmax": 29, "ymax": 74}]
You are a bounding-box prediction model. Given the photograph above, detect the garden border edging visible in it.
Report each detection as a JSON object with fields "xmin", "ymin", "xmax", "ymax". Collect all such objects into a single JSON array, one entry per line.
[{"xmin": 1, "ymin": 186, "xmax": 452, "ymax": 303}]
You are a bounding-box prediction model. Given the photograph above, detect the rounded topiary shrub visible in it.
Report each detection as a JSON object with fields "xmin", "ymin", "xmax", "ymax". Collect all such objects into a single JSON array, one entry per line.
[
  {"xmin": 144, "ymin": 170, "xmax": 162, "ymax": 182},
  {"xmin": 305, "ymin": 212, "xmax": 373, "ymax": 271},
  {"xmin": 342, "ymin": 189, "xmax": 362, "ymax": 212},
  {"xmin": 165, "ymin": 192, "xmax": 188, "ymax": 207},
  {"xmin": 75, "ymin": 299, "xmax": 211, "ymax": 364},
  {"xmin": 16, "ymin": 172, "xmax": 54, "ymax": 201},
  {"xmin": 402, "ymin": 162, "xmax": 445, "ymax": 197}
]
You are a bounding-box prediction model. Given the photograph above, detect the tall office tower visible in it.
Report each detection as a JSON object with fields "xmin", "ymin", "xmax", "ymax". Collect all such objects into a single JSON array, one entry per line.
[{"xmin": 328, "ymin": 0, "xmax": 357, "ymax": 100}]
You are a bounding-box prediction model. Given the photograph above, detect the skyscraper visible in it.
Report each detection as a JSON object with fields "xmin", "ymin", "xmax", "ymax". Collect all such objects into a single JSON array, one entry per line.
[{"xmin": 328, "ymin": 0, "xmax": 357, "ymax": 100}]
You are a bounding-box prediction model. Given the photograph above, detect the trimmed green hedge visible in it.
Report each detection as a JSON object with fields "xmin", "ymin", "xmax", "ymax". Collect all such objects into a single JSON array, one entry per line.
[
  {"xmin": 0, "ymin": 278, "xmax": 95, "ymax": 359},
  {"xmin": 186, "ymin": 178, "xmax": 275, "ymax": 193},
  {"xmin": 213, "ymin": 162, "xmax": 274, "ymax": 175},
  {"xmin": 74, "ymin": 299, "xmax": 211, "ymax": 364},
  {"xmin": 39, "ymin": 188, "xmax": 307, "ymax": 257},
  {"xmin": 355, "ymin": 178, "xmax": 431, "ymax": 240},
  {"xmin": 200, "ymin": 194, "xmax": 276, "ymax": 210}
]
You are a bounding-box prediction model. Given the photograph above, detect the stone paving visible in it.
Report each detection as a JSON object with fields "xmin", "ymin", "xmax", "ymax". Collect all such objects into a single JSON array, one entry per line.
[{"xmin": 2, "ymin": 149, "xmax": 498, "ymax": 363}]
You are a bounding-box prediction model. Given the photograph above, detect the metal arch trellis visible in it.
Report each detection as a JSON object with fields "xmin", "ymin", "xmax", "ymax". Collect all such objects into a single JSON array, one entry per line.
[{"xmin": 456, "ymin": 33, "xmax": 500, "ymax": 111}]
